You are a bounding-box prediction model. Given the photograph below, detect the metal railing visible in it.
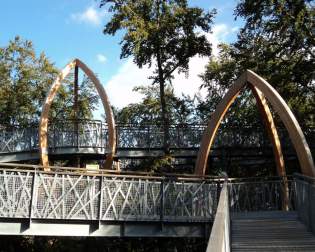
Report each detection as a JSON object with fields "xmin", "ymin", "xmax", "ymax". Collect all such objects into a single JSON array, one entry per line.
[
  {"xmin": 229, "ymin": 177, "xmax": 296, "ymax": 212},
  {"xmin": 294, "ymin": 173, "xmax": 315, "ymax": 233},
  {"xmin": 206, "ymin": 181, "xmax": 230, "ymax": 252},
  {"xmin": 1, "ymin": 120, "xmax": 313, "ymax": 154},
  {"xmin": 0, "ymin": 166, "xmax": 219, "ymax": 222}
]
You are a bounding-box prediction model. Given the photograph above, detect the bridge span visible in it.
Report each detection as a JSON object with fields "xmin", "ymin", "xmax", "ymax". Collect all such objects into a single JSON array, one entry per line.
[
  {"xmin": 0, "ymin": 121, "xmax": 313, "ymax": 163},
  {"xmin": 207, "ymin": 174, "xmax": 315, "ymax": 251},
  {"xmin": 1, "ymin": 162, "xmax": 314, "ymax": 243},
  {"xmin": 0, "ymin": 163, "xmax": 219, "ymax": 237}
]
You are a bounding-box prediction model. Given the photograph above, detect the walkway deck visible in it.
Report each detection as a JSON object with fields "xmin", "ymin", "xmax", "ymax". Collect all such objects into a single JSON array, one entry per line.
[{"xmin": 231, "ymin": 211, "xmax": 315, "ymax": 251}]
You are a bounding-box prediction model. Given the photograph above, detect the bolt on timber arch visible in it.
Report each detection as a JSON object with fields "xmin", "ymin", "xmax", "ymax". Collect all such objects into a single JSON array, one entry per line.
[
  {"xmin": 195, "ymin": 70, "xmax": 315, "ymax": 177},
  {"xmin": 39, "ymin": 59, "xmax": 116, "ymax": 171}
]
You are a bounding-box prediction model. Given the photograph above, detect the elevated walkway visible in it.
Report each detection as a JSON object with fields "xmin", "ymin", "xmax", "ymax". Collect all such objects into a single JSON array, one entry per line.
[
  {"xmin": 207, "ymin": 174, "xmax": 315, "ymax": 252},
  {"xmin": 0, "ymin": 122, "xmax": 313, "ymax": 162},
  {"xmin": 231, "ymin": 211, "xmax": 315, "ymax": 251},
  {"xmin": 0, "ymin": 163, "xmax": 218, "ymax": 237}
]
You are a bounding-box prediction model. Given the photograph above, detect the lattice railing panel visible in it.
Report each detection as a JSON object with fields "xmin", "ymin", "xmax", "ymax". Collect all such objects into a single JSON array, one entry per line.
[
  {"xmin": 0, "ymin": 127, "xmax": 38, "ymax": 153},
  {"xmin": 163, "ymin": 181, "xmax": 217, "ymax": 221},
  {"xmin": 101, "ymin": 178, "xmax": 161, "ymax": 221},
  {"xmin": 0, "ymin": 171, "xmax": 33, "ymax": 217},
  {"xmin": 32, "ymin": 174, "xmax": 100, "ymax": 220},
  {"xmin": 0, "ymin": 169, "xmax": 220, "ymax": 222},
  {"xmin": 229, "ymin": 179, "xmax": 296, "ymax": 212}
]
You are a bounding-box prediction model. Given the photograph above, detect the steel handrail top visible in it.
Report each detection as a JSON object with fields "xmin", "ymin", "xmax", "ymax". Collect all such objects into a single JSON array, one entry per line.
[{"xmin": 0, "ymin": 162, "xmax": 224, "ymax": 181}]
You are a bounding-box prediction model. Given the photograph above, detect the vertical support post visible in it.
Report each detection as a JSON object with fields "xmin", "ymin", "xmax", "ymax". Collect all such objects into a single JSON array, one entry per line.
[
  {"xmin": 216, "ymin": 180, "xmax": 221, "ymax": 207},
  {"xmin": 308, "ymin": 180, "xmax": 313, "ymax": 232},
  {"xmin": 74, "ymin": 65, "xmax": 80, "ymax": 167},
  {"xmin": 74, "ymin": 65, "xmax": 79, "ymax": 121},
  {"xmin": 100, "ymin": 122, "xmax": 103, "ymax": 152},
  {"xmin": 147, "ymin": 125, "xmax": 151, "ymax": 150},
  {"xmin": 97, "ymin": 176, "xmax": 104, "ymax": 231},
  {"xmin": 62, "ymin": 174, "xmax": 65, "ymax": 219},
  {"xmin": 28, "ymin": 169, "xmax": 37, "ymax": 227},
  {"xmin": 28, "ymin": 127, "xmax": 32, "ymax": 151},
  {"xmin": 160, "ymin": 178, "xmax": 165, "ymax": 227}
]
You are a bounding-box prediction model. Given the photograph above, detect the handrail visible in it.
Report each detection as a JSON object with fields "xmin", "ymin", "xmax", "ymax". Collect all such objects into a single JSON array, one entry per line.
[
  {"xmin": 0, "ymin": 162, "xmax": 224, "ymax": 180},
  {"xmin": 294, "ymin": 173, "xmax": 315, "ymax": 233},
  {"xmin": 206, "ymin": 181, "xmax": 230, "ymax": 252},
  {"xmin": 293, "ymin": 172, "xmax": 315, "ymax": 183}
]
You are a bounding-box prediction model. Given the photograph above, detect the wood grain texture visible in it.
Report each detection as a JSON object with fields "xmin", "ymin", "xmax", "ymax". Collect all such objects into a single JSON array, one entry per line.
[
  {"xmin": 194, "ymin": 70, "xmax": 315, "ymax": 177},
  {"xmin": 39, "ymin": 59, "xmax": 116, "ymax": 171},
  {"xmin": 250, "ymin": 85, "xmax": 286, "ymax": 177}
]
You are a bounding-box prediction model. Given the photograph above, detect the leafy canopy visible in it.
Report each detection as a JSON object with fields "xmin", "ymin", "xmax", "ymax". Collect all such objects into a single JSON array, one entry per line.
[
  {"xmin": 0, "ymin": 36, "xmax": 99, "ymax": 127},
  {"xmin": 101, "ymin": 0, "xmax": 215, "ymax": 81},
  {"xmin": 201, "ymin": 0, "xmax": 315, "ymax": 127}
]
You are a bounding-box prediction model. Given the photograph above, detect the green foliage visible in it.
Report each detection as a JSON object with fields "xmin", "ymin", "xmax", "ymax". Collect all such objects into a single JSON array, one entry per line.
[
  {"xmin": 199, "ymin": 0, "xmax": 315, "ymax": 176},
  {"xmin": 233, "ymin": 0, "xmax": 315, "ymax": 126},
  {"xmin": 51, "ymin": 74, "xmax": 99, "ymax": 120},
  {"xmin": 100, "ymin": 0, "xmax": 215, "ymax": 151},
  {"xmin": 0, "ymin": 36, "xmax": 57, "ymax": 126},
  {"xmin": 0, "ymin": 36, "xmax": 98, "ymax": 127},
  {"xmin": 201, "ymin": 0, "xmax": 315, "ymax": 128},
  {"xmin": 101, "ymin": 0, "xmax": 215, "ymax": 74},
  {"xmin": 116, "ymin": 85, "xmax": 200, "ymax": 125},
  {"xmin": 200, "ymin": 44, "xmax": 262, "ymax": 129}
]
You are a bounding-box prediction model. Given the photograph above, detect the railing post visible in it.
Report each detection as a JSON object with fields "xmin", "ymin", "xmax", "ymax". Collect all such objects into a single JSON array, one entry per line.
[
  {"xmin": 160, "ymin": 178, "xmax": 165, "ymax": 224},
  {"xmin": 308, "ymin": 179, "xmax": 313, "ymax": 232},
  {"xmin": 53, "ymin": 123, "xmax": 56, "ymax": 150},
  {"xmin": 98, "ymin": 176, "xmax": 103, "ymax": 227},
  {"xmin": 147, "ymin": 125, "xmax": 151, "ymax": 150},
  {"xmin": 217, "ymin": 180, "xmax": 222, "ymax": 206},
  {"xmin": 100, "ymin": 122, "xmax": 103, "ymax": 152},
  {"xmin": 28, "ymin": 127, "xmax": 32, "ymax": 151},
  {"xmin": 28, "ymin": 169, "xmax": 37, "ymax": 227}
]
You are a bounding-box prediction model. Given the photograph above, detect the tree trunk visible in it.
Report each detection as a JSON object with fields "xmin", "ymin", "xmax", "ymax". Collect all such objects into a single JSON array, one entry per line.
[{"xmin": 156, "ymin": 51, "xmax": 170, "ymax": 154}]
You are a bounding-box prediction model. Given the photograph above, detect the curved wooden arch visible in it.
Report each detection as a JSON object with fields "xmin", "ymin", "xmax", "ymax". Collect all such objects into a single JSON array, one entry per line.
[
  {"xmin": 250, "ymin": 85, "xmax": 286, "ymax": 177},
  {"xmin": 39, "ymin": 59, "xmax": 116, "ymax": 171},
  {"xmin": 195, "ymin": 70, "xmax": 315, "ymax": 177}
]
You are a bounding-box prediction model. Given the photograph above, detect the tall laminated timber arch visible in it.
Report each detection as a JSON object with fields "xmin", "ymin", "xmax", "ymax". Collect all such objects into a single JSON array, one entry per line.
[
  {"xmin": 195, "ymin": 70, "xmax": 315, "ymax": 177},
  {"xmin": 39, "ymin": 59, "xmax": 116, "ymax": 171}
]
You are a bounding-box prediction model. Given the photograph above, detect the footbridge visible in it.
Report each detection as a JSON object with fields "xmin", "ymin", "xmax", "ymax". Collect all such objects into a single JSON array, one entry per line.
[
  {"xmin": 0, "ymin": 163, "xmax": 219, "ymax": 237},
  {"xmin": 1, "ymin": 162, "xmax": 315, "ymax": 246},
  {"xmin": 0, "ymin": 121, "xmax": 314, "ymax": 163},
  {"xmin": 207, "ymin": 174, "xmax": 315, "ymax": 251},
  {"xmin": 0, "ymin": 61, "xmax": 315, "ymax": 250}
]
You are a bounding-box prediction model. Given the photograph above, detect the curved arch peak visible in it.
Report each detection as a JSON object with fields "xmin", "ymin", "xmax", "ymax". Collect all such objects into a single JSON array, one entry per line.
[
  {"xmin": 195, "ymin": 70, "xmax": 315, "ymax": 177},
  {"xmin": 39, "ymin": 59, "xmax": 116, "ymax": 171}
]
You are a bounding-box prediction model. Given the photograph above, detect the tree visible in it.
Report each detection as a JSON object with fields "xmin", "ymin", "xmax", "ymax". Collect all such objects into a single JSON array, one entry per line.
[
  {"xmin": 100, "ymin": 0, "xmax": 215, "ymax": 153},
  {"xmin": 116, "ymin": 85, "xmax": 198, "ymax": 125},
  {"xmin": 233, "ymin": 0, "xmax": 315, "ymax": 127},
  {"xmin": 201, "ymin": 0, "xmax": 315, "ymax": 128},
  {"xmin": 0, "ymin": 36, "xmax": 98, "ymax": 127},
  {"xmin": 199, "ymin": 0, "xmax": 315, "ymax": 176}
]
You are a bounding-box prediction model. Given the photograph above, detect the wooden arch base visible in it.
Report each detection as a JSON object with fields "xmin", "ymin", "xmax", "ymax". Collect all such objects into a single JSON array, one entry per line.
[
  {"xmin": 39, "ymin": 59, "xmax": 116, "ymax": 171},
  {"xmin": 195, "ymin": 70, "xmax": 315, "ymax": 177}
]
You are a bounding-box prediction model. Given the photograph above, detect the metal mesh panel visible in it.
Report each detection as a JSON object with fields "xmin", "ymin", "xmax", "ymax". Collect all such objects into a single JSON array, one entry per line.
[
  {"xmin": 0, "ymin": 171, "xmax": 32, "ymax": 217},
  {"xmin": 0, "ymin": 169, "xmax": 219, "ymax": 222},
  {"xmin": 229, "ymin": 180, "xmax": 296, "ymax": 212},
  {"xmin": 32, "ymin": 173, "xmax": 100, "ymax": 220},
  {"xmin": 101, "ymin": 178, "xmax": 161, "ymax": 221},
  {"xmin": 163, "ymin": 181, "xmax": 217, "ymax": 221}
]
